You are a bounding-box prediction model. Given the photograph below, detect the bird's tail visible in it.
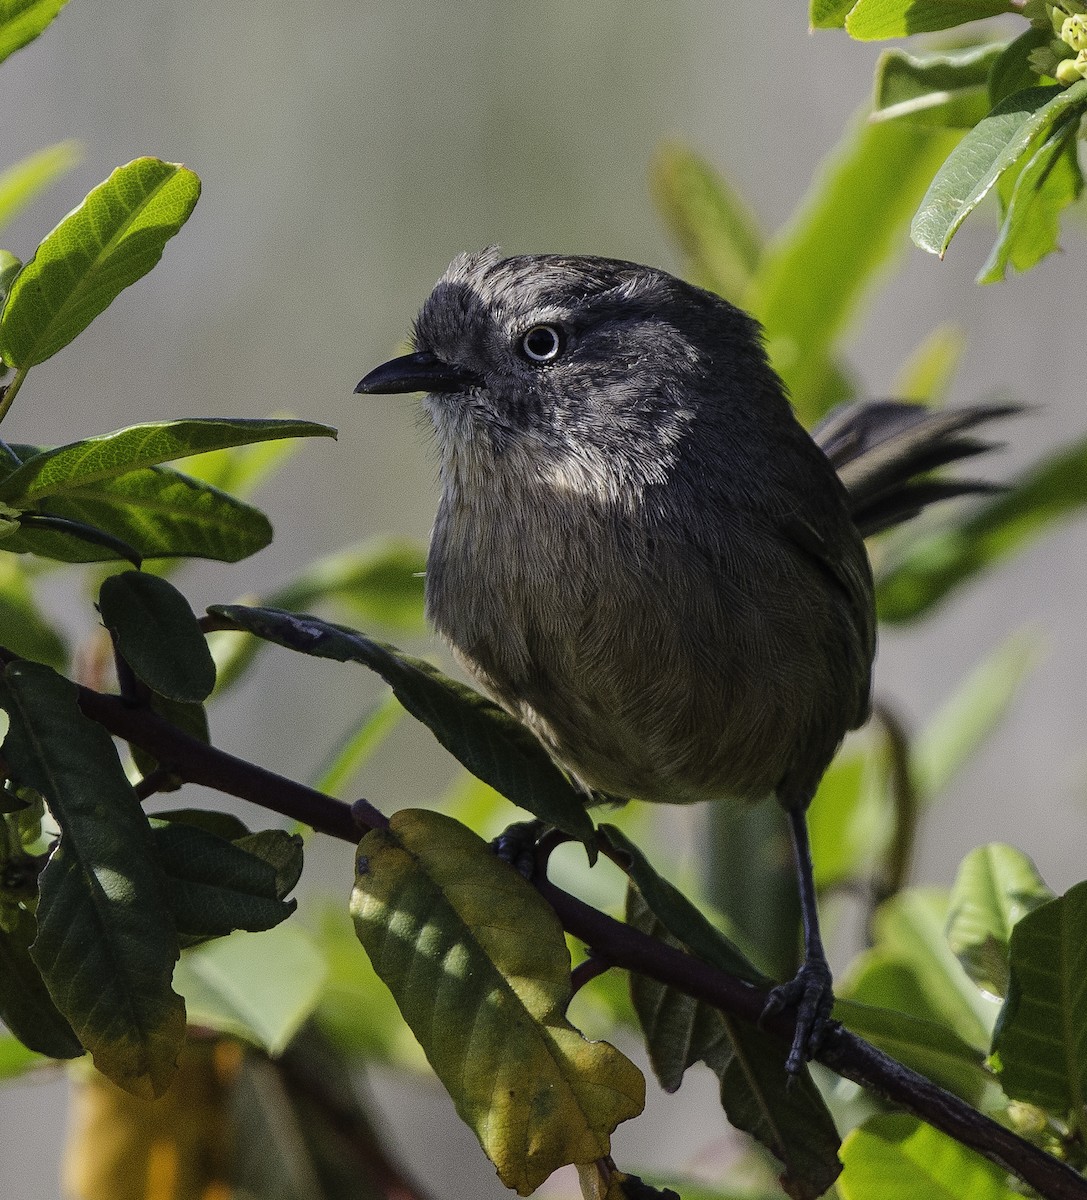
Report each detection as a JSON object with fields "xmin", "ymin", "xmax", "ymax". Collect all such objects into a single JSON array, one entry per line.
[{"xmin": 812, "ymin": 399, "xmax": 1021, "ymax": 538}]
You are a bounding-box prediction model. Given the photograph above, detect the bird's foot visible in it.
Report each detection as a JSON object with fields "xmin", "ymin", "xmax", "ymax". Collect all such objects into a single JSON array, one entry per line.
[
  {"xmin": 762, "ymin": 954, "xmax": 834, "ymax": 1075},
  {"xmin": 490, "ymin": 819, "xmax": 547, "ymax": 880}
]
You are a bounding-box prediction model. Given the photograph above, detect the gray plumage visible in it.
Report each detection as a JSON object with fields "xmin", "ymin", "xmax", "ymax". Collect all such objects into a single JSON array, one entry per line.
[{"xmin": 357, "ymin": 247, "xmax": 1012, "ymax": 1069}]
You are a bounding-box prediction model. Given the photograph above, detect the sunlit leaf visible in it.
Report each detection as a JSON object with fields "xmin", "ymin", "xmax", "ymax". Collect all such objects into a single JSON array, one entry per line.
[
  {"xmin": 845, "ymin": 0, "xmax": 1018, "ymax": 40},
  {"xmin": 0, "ymin": 141, "xmax": 81, "ymax": 232},
  {"xmin": 352, "ymin": 809, "xmax": 644, "ymax": 1196},
  {"xmin": 891, "ymin": 325, "xmax": 965, "ymax": 403},
  {"xmin": 946, "ymin": 843, "xmax": 1052, "ymax": 998},
  {"xmin": 0, "ymin": 0, "xmax": 69, "ymax": 65},
  {"xmin": 873, "ymin": 44, "xmax": 1005, "ymax": 127}
]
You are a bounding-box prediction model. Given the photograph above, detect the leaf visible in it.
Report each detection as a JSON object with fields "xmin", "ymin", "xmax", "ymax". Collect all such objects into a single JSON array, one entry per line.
[
  {"xmin": 911, "ymin": 82, "xmax": 1087, "ymax": 257},
  {"xmin": 649, "ymin": 141, "xmax": 762, "ymax": 304},
  {"xmin": 810, "ymin": 0, "xmax": 855, "ymax": 29},
  {"xmin": 0, "ymin": 417, "xmax": 335, "ymax": 505},
  {"xmin": 0, "ymin": 158, "xmax": 200, "ymax": 369},
  {"xmin": 173, "ymin": 924, "xmax": 326, "ymax": 1055},
  {"xmin": 833, "ymin": 998, "xmax": 991, "ymax": 1103},
  {"xmin": 0, "ymin": 459, "xmax": 276, "ymax": 563},
  {"xmin": 312, "ymin": 692, "xmax": 404, "ymax": 797},
  {"xmin": 873, "ymin": 44, "xmax": 1006, "ymax": 128},
  {"xmin": 991, "ymin": 882, "xmax": 1087, "ymax": 1112},
  {"xmin": 0, "ymin": 249, "xmax": 19, "ymax": 308},
  {"xmin": 0, "ymin": 0, "xmax": 69, "ymax": 65},
  {"xmin": 845, "ymin": 0, "xmax": 1019, "ymax": 40},
  {"xmin": 0, "ymin": 554, "xmax": 67, "ymax": 667},
  {"xmin": 0, "ymin": 141, "xmax": 81, "ymax": 233},
  {"xmin": 0, "ymin": 905, "xmax": 82, "ymax": 1058},
  {"xmin": 839, "ymin": 1114, "xmax": 1019, "ymax": 1200},
  {"xmin": 977, "ymin": 120, "xmax": 1083, "ymax": 283},
  {"xmin": 0, "ymin": 1032, "xmax": 41, "ymax": 1079},
  {"xmin": 747, "ymin": 116, "xmax": 959, "ymax": 424},
  {"xmin": 605, "ymin": 827, "xmax": 842, "ymax": 1200},
  {"xmin": 209, "ymin": 605, "xmax": 596, "ymax": 845},
  {"xmin": 946, "ymin": 844, "xmax": 1053, "ymax": 999},
  {"xmin": 808, "ymin": 744, "xmax": 886, "ymax": 891},
  {"xmin": 911, "ymin": 630, "xmax": 1040, "ymax": 801},
  {"xmin": 0, "ymin": 661, "xmax": 185, "ymax": 1096},
  {"xmin": 989, "ymin": 27, "xmax": 1052, "ymax": 107},
  {"xmin": 876, "ymin": 433, "xmax": 1087, "ymax": 622},
  {"xmin": 351, "ymin": 808, "xmax": 644, "ymax": 1196},
  {"xmin": 151, "ymin": 821, "xmax": 298, "ymax": 942},
  {"xmin": 890, "ymin": 324, "xmax": 965, "ymax": 403},
  {"xmin": 177, "ymin": 423, "xmax": 304, "ymax": 497},
  {"xmin": 98, "ymin": 570, "xmax": 216, "ymax": 702}
]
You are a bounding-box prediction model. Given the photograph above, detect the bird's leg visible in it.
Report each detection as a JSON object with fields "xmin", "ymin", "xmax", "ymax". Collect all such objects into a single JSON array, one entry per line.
[
  {"xmin": 491, "ymin": 819, "xmax": 548, "ymax": 879},
  {"xmin": 761, "ymin": 804, "xmax": 834, "ymax": 1074}
]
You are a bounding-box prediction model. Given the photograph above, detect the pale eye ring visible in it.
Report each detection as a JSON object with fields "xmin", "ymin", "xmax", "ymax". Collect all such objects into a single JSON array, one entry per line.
[{"xmin": 518, "ymin": 323, "xmax": 564, "ymax": 363}]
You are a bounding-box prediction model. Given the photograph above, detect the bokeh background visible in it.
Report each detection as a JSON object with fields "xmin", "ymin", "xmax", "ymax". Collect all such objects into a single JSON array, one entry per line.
[{"xmin": 2, "ymin": 2, "xmax": 1085, "ymax": 1196}]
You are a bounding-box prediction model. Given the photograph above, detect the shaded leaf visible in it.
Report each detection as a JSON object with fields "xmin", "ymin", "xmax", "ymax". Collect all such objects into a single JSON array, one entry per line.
[
  {"xmin": 977, "ymin": 120, "xmax": 1083, "ymax": 283},
  {"xmin": 209, "ymin": 604, "xmax": 595, "ymax": 845},
  {"xmin": 174, "ymin": 924, "xmax": 326, "ymax": 1056},
  {"xmin": 352, "ymin": 808, "xmax": 644, "ymax": 1196},
  {"xmin": 810, "ymin": 0, "xmax": 855, "ymax": 29},
  {"xmin": 606, "ymin": 827, "xmax": 841, "ymax": 1200},
  {"xmin": 0, "ymin": 554, "xmax": 67, "ymax": 667},
  {"xmin": 911, "ymin": 82, "xmax": 1087, "ymax": 257},
  {"xmin": 650, "ymin": 141, "xmax": 762, "ymax": 304},
  {"xmin": 234, "ymin": 829, "xmax": 305, "ymax": 900},
  {"xmin": 0, "ymin": 249, "xmax": 19, "ymax": 308},
  {"xmin": 0, "ymin": 660, "xmax": 185, "ymax": 1096},
  {"xmin": 1, "ymin": 459, "xmax": 275, "ymax": 563},
  {"xmin": 845, "ymin": 0, "xmax": 1018, "ymax": 40},
  {"xmin": 876, "ymin": 433, "xmax": 1087, "ymax": 622},
  {"xmin": 0, "ymin": 158, "xmax": 199, "ymax": 368},
  {"xmin": 0, "ymin": 904, "xmax": 82, "ymax": 1058},
  {"xmin": 99, "ymin": 570, "xmax": 215, "ymax": 702},
  {"xmin": 0, "ymin": 0, "xmax": 69, "ymax": 65},
  {"xmin": 992, "ymin": 881, "xmax": 1087, "ymax": 1112},
  {"xmin": 946, "ymin": 844, "xmax": 1052, "ymax": 999},
  {"xmin": 178, "ymin": 423, "xmax": 304, "ymax": 497},
  {"xmin": 747, "ymin": 116, "xmax": 958, "ymax": 424},
  {"xmin": 873, "ymin": 44, "xmax": 1005, "ymax": 127},
  {"xmin": 911, "ymin": 630, "xmax": 1040, "ymax": 801},
  {"xmin": 839, "ymin": 1114, "xmax": 1018, "ymax": 1200},
  {"xmin": 0, "ymin": 141, "xmax": 81, "ymax": 233},
  {"xmin": 833, "ymin": 998, "xmax": 991, "ymax": 1103},
  {"xmin": 0, "ymin": 417, "xmax": 335, "ymax": 505},
  {"xmin": 151, "ymin": 821, "xmax": 297, "ymax": 942},
  {"xmin": 989, "ymin": 27, "xmax": 1052, "ymax": 107}
]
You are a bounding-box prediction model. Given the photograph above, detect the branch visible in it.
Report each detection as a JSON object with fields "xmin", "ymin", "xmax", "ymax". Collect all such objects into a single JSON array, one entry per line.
[{"xmin": 63, "ymin": 684, "xmax": 1087, "ymax": 1200}]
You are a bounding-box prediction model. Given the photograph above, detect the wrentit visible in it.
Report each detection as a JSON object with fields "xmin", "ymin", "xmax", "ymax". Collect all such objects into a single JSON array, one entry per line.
[{"xmin": 357, "ymin": 248, "xmax": 1011, "ymax": 1072}]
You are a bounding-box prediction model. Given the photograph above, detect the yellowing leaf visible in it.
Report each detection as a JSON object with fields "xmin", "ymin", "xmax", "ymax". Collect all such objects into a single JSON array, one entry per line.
[{"xmin": 351, "ymin": 809, "xmax": 644, "ymax": 1195}]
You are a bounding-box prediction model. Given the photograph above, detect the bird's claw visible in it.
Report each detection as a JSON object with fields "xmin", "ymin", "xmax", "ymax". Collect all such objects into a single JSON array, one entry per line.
[
  {"xmin": 761, "ymin": 955, "xmax": 834, "ymax": 1075},
  {"xmin": 490, "ymin": 819, "xmax": 547, "ymax": 880}
]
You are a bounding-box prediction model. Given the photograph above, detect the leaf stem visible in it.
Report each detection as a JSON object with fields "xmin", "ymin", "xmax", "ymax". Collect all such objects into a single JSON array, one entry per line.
[{"xmin": 0, "ymin": 367, "xmax": 27, "ymax": 426}]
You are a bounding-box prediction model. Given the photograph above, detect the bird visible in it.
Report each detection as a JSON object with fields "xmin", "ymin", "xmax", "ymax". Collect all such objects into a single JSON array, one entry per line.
[{"xmin": 356, "ymin": 247, "xmax": 1012, "ymax": 1072}]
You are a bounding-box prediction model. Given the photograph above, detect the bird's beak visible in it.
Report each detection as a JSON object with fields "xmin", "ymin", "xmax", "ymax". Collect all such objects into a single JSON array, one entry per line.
[{"xmin": 355, "ymin": 350, "xmax": 481, "ymax": 395}]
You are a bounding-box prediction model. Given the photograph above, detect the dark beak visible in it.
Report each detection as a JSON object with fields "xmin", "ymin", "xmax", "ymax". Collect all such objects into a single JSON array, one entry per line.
[{"xmin": 355, "ymin": 350, "xmax": 481, "ymax": 395}]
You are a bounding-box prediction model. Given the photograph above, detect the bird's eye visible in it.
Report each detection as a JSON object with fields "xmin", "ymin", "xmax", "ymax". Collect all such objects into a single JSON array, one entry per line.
[{"xmin": 518, "ymin": 324, "xmax": 564, "ymax": 363}]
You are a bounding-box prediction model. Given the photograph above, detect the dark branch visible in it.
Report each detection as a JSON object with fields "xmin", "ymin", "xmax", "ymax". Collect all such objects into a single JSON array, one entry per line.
[{"xmin": 55, "ymin": 680, "xmax": 1087, "ymax": 1200}]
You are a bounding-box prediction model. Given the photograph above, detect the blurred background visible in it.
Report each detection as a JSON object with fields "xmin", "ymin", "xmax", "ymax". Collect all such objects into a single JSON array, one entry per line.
[{"xmin": 2, "ymin": 2, "xmax": 1084, "ymax": 1196}]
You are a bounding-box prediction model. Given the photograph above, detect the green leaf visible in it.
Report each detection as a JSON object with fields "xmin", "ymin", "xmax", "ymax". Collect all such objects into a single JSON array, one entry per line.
[
  {"xmin": 808, "ymin": 745, "xmax": 885, "ymax": 891},
  {"xmin": 946, "ymin": 844, "xmax": 1052, "ymax": 999},
  {"xmin": 0, "ymin": 555, "xmax": 67, "ymax": 667},
  {"xmin": 846, "ymin": 888, "xmax": 999, "ymax": 1048},
  {"xmin": 747, "ymin": 116, "xmax": 959, "ymax": 424},
  {"xmin": 174, "ymin": 924, "xmax": 326, "ymax": 1055},
  {"xmin": 234, "ymin": 830, "xmax": 304, "ymax": 901},
  {"xmin": 151, "ymin": 821, "xmax": 298, "ymax": 942},
  {"xmin": 845, "ymin": 0, "xmax": 1018, "ymax": 40},
  {"xmin": 873, "ymin": 44, "xmax": 1006, "ymax": 127},
  {"xmin": 1, "ymin": 459, "xmax": 275, "ymax": 564},
  {"xmin": 98, "ymin": 570, "xmax": 215, "ymax": 702},
  {"xmin": 810, "ymin": 0, "xmax": 855, "ymax": 29},
  {"xmin": 911, "ymin": 82, "xmax": 1087, "ymax": 256},
  {"xmin": 351, "ymin": 808, "xmax": 645, "ymax": 1196},
  {"xmin": 312, "ymin": 692, "xmax": 404, "ymax": 797},
  {"xmin": 834, "ymin": 998, "xmax": 991, "ymax": 1102},
  {"xmin": 0, "ymin": 0, "xmax": 69, "ymax": 65},
  {"xmin": 0, "ymin": 142, "xmax": 80, "ymax": 234},
  {"xmin": 0, "ymin": 158, "xmax": 200, "ymax": 369},
  {"xmin": 649, "ymin": 141, "xmax": 762, "ymax": 304},
  {"xmin": 977, "ymin": 121, "xmax": 1083, "ymax": 283},
  {"xmin": 989, "ymin": 27, "xmax": 1052, "ymax": 107},
  {"xmin": 0, "ymin": 417, "xmax": 335, "ymax": 505},
  {"xmin": 0, "ymin": 250, "xmax": 19, "ymax": 309},
  {"xmin": 991, "ymin": 881, "xmax": 1087, "ymax": 1112},
  {"xmin": 877, "ymin": 433, "xmax": 1087, "ymax": 622},
  {"xmin": 129, "ymin": 694, "xmax": 209, "ymax": 789},
  {"xmin": 839, "ymin": 1114, "xmax": 1019, "ymax": 1200},
  {"xmin": 0, "ymin": 661, "xmax": 185, "ymax": 1096},
  {"xmin": 911, "ymin": 630, "xmax": 1040, "ymax": 802},
  {"xmin": 209, "ymin": 605, "xmax": 596, "ymax": 845},
  {"xmin": 0, "ymin": 905, "xmax": 82, "ymax": 1058},
  {"xmin": 176, "ymin": 423, "xmax": 304, "ymax": 497},
  {"xmin": 891, "ymin": 324, "xmax": 966, "ymax": 403},
  {"xmin": 0, "ymin": 1032, "xmax": 41, "ymax": 1078}
]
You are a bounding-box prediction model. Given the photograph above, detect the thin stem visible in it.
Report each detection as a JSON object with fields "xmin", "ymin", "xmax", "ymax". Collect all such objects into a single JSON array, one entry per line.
[
  {"xmin": 0, "ymin": 367, "xmax": 28, "ymax": 426},
  {"xmin": 872, "ymin": 700, "xmax": 919, "ymax": 910}
]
